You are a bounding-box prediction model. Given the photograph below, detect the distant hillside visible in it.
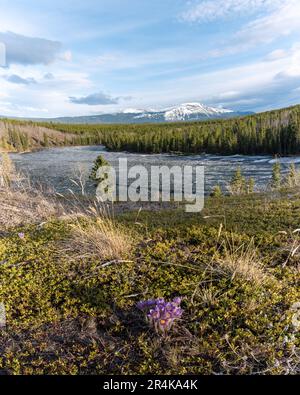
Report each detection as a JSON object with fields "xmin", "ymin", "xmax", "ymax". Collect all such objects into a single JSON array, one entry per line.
[
  {"xmin": 0, "ymin": 119, "xmax": 78, "ymax": 152},
  {"xmin": 1, "ymin": 102, "xmax": 252, "ymax": 125},
  {"xmin": 1, "ymin": 104, "xmax": 300, "ymax": 156},
  {"xmin": 47, "ymin": 103, "xmax": 300, "ymax": 156}
]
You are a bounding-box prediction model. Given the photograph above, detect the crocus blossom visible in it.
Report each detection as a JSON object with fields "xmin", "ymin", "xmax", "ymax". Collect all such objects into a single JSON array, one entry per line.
[{"xmin": 137, "ymin": 297, "xmax": 183, "ymax": 334}]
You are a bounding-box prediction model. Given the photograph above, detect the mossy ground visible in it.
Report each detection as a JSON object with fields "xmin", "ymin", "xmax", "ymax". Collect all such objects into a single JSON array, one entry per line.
[{"xmin": 0, "ymin": 191, "xmax": 299, "ymax": 374}]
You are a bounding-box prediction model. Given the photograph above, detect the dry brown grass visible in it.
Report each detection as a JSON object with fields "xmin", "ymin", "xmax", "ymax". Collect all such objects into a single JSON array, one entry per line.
[
  {"xmin": 0, "ymin": 153, "xmax": 132, "ymax": 261},
  {"xmin": 62, "ymin": 217, "xmax": 133, "ymax": 261},
  {"xmin": 212, "ymin": 239, "xmax": 270, "ymax": 286},
  {"xmin": 0, "ymin": 188, "xmax": 65, "ymax": 229},
  {"xmin": 0, "ymin": 152, "xmax": 65, "ymax": 229},
  {"xmin": 0, "ymin": 152, "xmax": 18, "ymax": 188},
  {"xmin": 195, "ymin": 286, "xmax": 223, "ymax": 307},
  {"xmin": 0, "ymin": 153, "xmax": 129, "ymax": 255}
]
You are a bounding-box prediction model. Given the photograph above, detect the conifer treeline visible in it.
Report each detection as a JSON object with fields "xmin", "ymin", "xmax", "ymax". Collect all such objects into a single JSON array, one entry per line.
[
  {"xmin": 2, "ymin": 104, "xmax": 300, "ymax": 155},
  {"xmin": 45, "ymin": 104, "xmax": 300, "ymax": 155}
]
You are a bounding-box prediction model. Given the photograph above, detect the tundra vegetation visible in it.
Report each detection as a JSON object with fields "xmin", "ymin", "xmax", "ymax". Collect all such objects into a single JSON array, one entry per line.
[{"xmin": 0, "ymin": 152, "xmax": 299, "ymax": 375}]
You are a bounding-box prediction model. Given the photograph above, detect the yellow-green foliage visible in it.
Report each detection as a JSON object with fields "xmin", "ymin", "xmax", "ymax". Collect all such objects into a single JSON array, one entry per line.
[{"xmin": 0, "ymin": 193, "xmax": 299, "ymax": 374}]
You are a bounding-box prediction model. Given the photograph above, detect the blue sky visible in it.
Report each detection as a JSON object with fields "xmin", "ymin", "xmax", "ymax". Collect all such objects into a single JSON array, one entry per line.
[{"xmin": 0, "ymin": 0, "xmax": 300, "ymax": 117}]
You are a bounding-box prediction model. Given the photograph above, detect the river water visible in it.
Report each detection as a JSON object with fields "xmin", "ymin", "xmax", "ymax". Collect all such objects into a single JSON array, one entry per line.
[{"xmin": 9, "ymin": 145, "xmax": 299, "ymax": 195}]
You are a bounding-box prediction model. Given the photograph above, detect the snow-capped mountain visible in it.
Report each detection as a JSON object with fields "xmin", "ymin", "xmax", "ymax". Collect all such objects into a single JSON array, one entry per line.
[
  {"xmin": 165, "ymin": 103, "xmax": 233, "ymax": 121},
  {"xmin": 122, "ymin": 108, "xmax": 147, "ymax": 114},
  {"xmin": 132, "ymin": 102, "xmax": 235, "ymax": 122},
  {"xmin": 32, "ymin": 103, "xmax": 252, "ymax": 124}
]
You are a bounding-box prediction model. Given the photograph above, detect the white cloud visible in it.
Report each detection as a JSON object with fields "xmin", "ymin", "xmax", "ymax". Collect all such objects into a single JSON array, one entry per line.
[
  {"xmin": 235, "ymin": 0, "xmax": 300, "ymax": 45},
  {"xmin": 1, "ymin": 1, "xmax": 300, "ymax": 117},
  {"xmin": 181, "ymin": 0, "xmax": 283, "ymax": 23},
  {"xmin": 88, "ymin": 1, "xmax": 300, "ymax": 78},
  {"xmin": 0, "ymin": 60, "xmax": 95, "ymax": 117},
  {"xmin": 265, "ymin": 49, "xmax": 288, "ymax": 61},
  {"xmin": 126, "ymin": 42, "xmax": 300, "ymax": 112},
  {"xmin": 200, "ymin": 1, "xmax": 300, "ymax": 60}
]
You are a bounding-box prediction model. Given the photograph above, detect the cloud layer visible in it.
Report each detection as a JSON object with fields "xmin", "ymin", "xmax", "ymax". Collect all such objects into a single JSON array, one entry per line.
[
  {"xmin": 0, "ymin": 31, "xmax": 62, "ymax": 65},
  {"xmin": 181, "ymin": 0, "xmax": 283, "ymax": 23},
  {"xmin": 4, "ymin": 74, "xmax": 37, "ymax": 85},
  {"xmin": 0, "ymin": 1, "xmax": 300, "ymax": 117},
  {"xmin": 69, "ymin": 91, "xmax": 120, "ymax": 105}
]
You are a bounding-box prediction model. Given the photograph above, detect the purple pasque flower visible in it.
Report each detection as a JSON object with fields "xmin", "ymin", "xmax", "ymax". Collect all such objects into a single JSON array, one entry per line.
[
  {"xmin": 137, "ymin": 297, "xmax": 183, "ymax": 334},
  {"xmin": 18, "ymin": 232, "xmax": 25, "ymax": 240},
  {"xmin": 173, "ymin": 297, "xmax": 182, "ymax": 305}
]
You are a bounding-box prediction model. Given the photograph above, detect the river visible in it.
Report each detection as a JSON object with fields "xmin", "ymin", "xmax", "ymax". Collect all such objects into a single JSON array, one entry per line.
[{"xmin": 9, "ymin": 145, "xmax": 298, "ymax": 195}]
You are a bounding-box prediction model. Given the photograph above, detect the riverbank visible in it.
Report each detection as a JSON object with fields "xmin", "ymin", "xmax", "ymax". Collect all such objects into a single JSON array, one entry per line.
[
  {"xmin": 0, "ymin": 178, "xmax": 299, "ymax": 374},
  {"xmin": 7, "ymin": 145, "xmax": 299, "ymax": 197}
]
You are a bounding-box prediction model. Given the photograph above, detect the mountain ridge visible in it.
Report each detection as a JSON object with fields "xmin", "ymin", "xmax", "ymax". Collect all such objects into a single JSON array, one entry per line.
[{"xmin": 6, "ymin": 102, "xmax": 252, "ymax": 124}]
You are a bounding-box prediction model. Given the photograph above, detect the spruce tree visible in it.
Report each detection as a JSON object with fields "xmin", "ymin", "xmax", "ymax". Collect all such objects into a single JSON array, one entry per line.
[
  {"xmin": 271, "ymin": 161, "xmax": 281, "ymax": 189},
  {"xmin": 247, "ymin": 177, "xmax": 255, "ymax": 194},
  {"xmin": 230, "ymin": 167, "xmax": 246, "ymax": 195},
  {"xmin": 90, "ymin": 155, "xmax": 110, "ymax": 186},
  {"xmin": 43, "ymin": 133, "xmax": 49, "ymax": 147},
  {"xmin": 210, "ymin": 185, "xmax": 223, "ymax": 198},
  {"xmin": 286, "ymin": 163, "xmax": 297, "ymax": 187}
]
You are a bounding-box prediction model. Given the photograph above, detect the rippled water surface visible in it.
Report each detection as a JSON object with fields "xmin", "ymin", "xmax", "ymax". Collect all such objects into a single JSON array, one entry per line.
[{"xmin": 10, "ymin": 146, "xmax": 299, "ymax": 195}]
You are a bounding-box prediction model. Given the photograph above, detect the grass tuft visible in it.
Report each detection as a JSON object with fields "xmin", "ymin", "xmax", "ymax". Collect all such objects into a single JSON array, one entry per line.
[
  {"xmin": 66, "ymin": 217, "xmax": 133, "ymax": 261},
  {"xmin": 214, "ymin": 238, "xmax": 271, "ymax": 286}
]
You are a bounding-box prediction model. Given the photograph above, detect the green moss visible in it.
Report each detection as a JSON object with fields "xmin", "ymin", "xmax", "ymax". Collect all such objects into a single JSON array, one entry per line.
[{"xmin": 0, "ymin": 192, "xmax": 299, "ymax": 374}]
